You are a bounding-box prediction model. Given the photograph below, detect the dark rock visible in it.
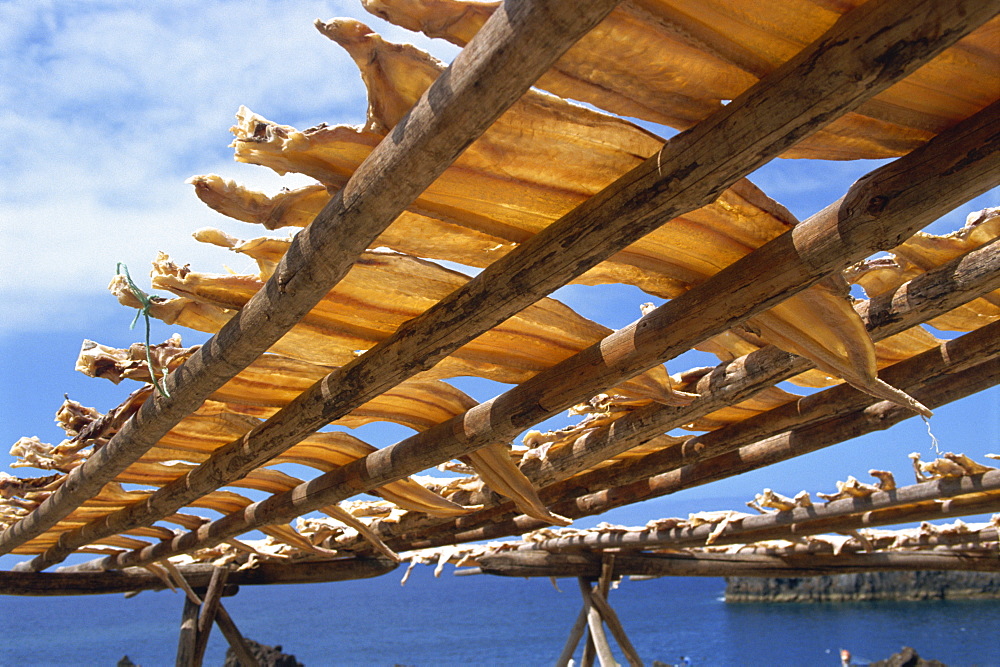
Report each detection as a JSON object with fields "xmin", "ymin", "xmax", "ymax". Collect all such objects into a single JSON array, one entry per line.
[
  {"xmin": 117, "ymin": 657, "xmax": 139, "ymax": 667},
  {"xmin": 725, "ymin": 570, "xmax": 1000, "ymax": 602},
  {"xmin": 223, "ymin": 639, "xmax": 304, "ymax": 667},
  {"xmin": 869, "ymin": 646, "xmax": 947, "ymax": 667}
]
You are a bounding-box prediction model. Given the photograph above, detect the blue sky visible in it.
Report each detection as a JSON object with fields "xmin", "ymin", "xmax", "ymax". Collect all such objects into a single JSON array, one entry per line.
[{"xmin": 1, "ymin": 2, "xmax": 997, "ymax": 570}]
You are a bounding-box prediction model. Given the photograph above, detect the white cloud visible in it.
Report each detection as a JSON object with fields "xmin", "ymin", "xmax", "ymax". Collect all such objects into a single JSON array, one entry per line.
[{"xmin": 0, "ymin": 1, "xmax": 459, "ymax": 333}]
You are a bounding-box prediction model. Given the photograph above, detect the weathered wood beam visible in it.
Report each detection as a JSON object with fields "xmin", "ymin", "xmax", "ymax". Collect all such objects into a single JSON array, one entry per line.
[
  {"xmin": 519, "ymin": 473, "xmax": 1000, "ymax": 553},
  {"xmin": 0, "ymin": 0, "xmax": 622, "ymax": 557},
  {"xmin": 555, "ymin": 319, "xmax": 1000, "ymax": 502},
  {"xmin": 371, "ymin": 304, "xmax": 999, "ymax": 552},
  {"xmin": 45, "ymin": 0, "xmax": 1000, "ymax": 572},
  {"xmin": 192, "ymin": 567, "xmax": 229, "ymax": 667},
  {"xmin": 176, "ymin": 593, "xmax": 201, "ymax": 667},
  {"xmin": 443, "ymin": 348, "xmax": 1000, "ymax": 545},
  {"xmin": 476, "ymin": 550, "xmax": 1000, "ymax": 578},
  {"xmin": 2, "ymin": 557, "xmax": 396, "ymax": 595},
  {"xmin": 99, "ymin": 100, "xmax": 1000, "ymax": 572},
  {"xmin": 408, "ymin": 235, "xmax": 1000, "ymax": 531}
]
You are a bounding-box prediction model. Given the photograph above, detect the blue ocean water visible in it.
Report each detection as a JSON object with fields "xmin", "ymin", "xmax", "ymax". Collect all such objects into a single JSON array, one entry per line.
[{"xmin": 2, "ymin": 567, "xmax": 998, "ymax": 666}]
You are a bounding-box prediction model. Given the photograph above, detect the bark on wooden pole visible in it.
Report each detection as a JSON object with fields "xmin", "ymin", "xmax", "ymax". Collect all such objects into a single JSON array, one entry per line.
[
  {"xmin": 98, "ymin": 94, "xmax": 1000, "ymax": 571},
  {"xmin": 176, "ymin": 594, "xmax": 201, "ymax": 667},
  {"xmin": 320, "ymin": 234, "xmax": 1000, "ymax": 555},
  {"xmin": 192, "ymin": 567, "xmax": 229, "ymax": 666},
  {"xmin": 442, "ymin": 350, "xmax": 999, "ymax": 545},
  {"xmin": 0, "ymin": 0, "xmax": 623, "ymax": 558},
  {"xmin": 8, "ymin": 557, "xmax": 396, "ymax": 595},
  {"xmin": 477, "ymin": 550, "xmax": 1000, "ymax": 578},
  {"xmin": 37, "ymin": 0, "xmax": 1000, "ymax": 572}
]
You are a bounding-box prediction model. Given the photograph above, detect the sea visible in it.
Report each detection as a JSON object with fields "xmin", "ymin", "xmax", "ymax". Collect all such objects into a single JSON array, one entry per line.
[{"xmin": 2, "ymin": 565, "xmax": 998, "ymax": 667}]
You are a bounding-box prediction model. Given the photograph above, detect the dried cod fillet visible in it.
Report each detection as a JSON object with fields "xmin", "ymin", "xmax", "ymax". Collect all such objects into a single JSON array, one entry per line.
[
  {"xmin": 218, "ymin": 22, "xmax": 925, "ymax": 415},
  {"xmin": 848, "ymin": 209, "xmax": 1000, "ymax": 332},
  {"xmin": 77, "ymin": 339, "xmax": 562, "ymax": 525},
  {"xmin": 113, "ymin": 248, "xmax": 678, "ymax": 403},
  {"xmin": 363, "ymin": 0, "xmax": 1000, "ymax": 159},
  {"xmin": 465, "ymin": 444, "xmax": 571, "ymax": 526},
  {"xmin": 78, "ymin": 338, "xmax": 481, "ymax": 431}
]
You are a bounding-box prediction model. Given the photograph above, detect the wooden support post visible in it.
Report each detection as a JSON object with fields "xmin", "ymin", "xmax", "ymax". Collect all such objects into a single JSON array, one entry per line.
[
  {"xmin": 579, "ymin": 577, "xmax": 617, "ymax": 667},
  {"xmin": 191, "ymin": 567, "xmax": 229, "ymax": 666},
  {"xmin": 556, "ymin": 603, "xmax": 591, "ymax": 667},
  {"xmin": 163, "ymin": 561, "xmax": 259, "ymax": 667},
  {"xmin": 213, "ymin": 605, "xmax": 260, "ymax": 667},
  {"xmin": 176, "ymin": 594, "xmax": 200, "ymax": 667}
]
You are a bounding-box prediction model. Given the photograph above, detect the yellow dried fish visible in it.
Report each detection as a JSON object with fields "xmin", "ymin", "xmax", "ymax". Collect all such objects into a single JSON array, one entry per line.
[
  {"xmin": 363, "ymin": 0, "xmax": 1000, "ymax": 159},
  {"xmin": 849, "ymin": 210, "xmax": 1000, "ymax": 332},
  {"xmin": 216, "ymin": 22, "xmax": 926, "ymax": 415},
  {"xmin": 116, "ymin": 247, "xmax": 677, "ymax": 403}
]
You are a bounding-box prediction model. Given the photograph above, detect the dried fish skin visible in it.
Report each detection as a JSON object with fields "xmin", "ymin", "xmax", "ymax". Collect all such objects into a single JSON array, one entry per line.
[
  {"xmin": 138, "ymin": 247, "xmax": 678, "ymax": 402},
  {"xmin": 223, "ymin": 26, "xmax": 921, "ymax": 413},
  {"xmin": 848, "ymin": 210, "xmax": 1000, "ymax": 332},
  {"xmin": 366, "ymin": 0, "xmax": 1000, "ymax": 159}
]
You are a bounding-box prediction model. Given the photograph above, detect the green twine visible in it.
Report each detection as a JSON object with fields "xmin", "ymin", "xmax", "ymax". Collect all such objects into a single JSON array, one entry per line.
[{"xmin": 116, "ymin": 263, "xmax": 171, "ymax": 398}]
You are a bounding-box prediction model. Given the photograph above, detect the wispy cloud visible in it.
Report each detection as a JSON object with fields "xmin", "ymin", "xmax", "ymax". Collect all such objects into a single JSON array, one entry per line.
[{"xmin": 0, "ymin": 1, "xmax": 458, "ymax": 332}]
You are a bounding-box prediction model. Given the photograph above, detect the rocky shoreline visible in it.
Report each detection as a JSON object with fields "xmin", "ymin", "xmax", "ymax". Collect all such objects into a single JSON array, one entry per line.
[{"xmin": 725, "ymin": 570, "xmax": 1000, "ymax": 602}]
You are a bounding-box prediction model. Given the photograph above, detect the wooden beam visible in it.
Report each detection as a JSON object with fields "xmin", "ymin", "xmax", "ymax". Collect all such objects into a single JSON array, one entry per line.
[
  {"xmin": 477, "ymin": 550, "xmax": 1000, "ymax": 578},
  {"xmin": 442, "ymin": 348, "xmax": 1000, "ymax": 545},
  {"xmin": 42, "ymin": 0, "xmax": 1000, "ymax": 572},
  {"xmin": 517, "ymin": 474, "xmax": 1000, "ymax": 553},
  {"xmin": 0, "ymin": 0, "xmax": 622, "ymax": 558},
  {"xmin": 192, "ymin": 567, "xmax": 229, "ymax": 666},
  {"xmin": 99, "ymin": 96, "xmax": 1000, "ymax": 571},
  {"xmin": 555, "ymin": 318, "xmax": 1000, "ymax": 503},
  {"xmin": 361, "ymin": 303, "xmax": 999, "ymax": 553},
  {"xmin": 176, "ymin": 594, "xmax": 200, "ymax": 667},
  {"xmin": 2, "ymin": 557, "xmax": 396, "ymax": 595}
]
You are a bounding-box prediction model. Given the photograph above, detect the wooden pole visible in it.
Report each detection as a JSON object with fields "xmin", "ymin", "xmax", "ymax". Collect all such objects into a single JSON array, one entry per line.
[
  {"xmin": 176, "ymin": 593, "xmax": 201, "ymax": 667},
  {"xmin": 440, "ymin": 350, "xmax": 999, "ymax": 545},
  {"xmin": 39, "ymin": 0, "xmax": 1000, "ymax": 572},
  {"xmin": 552, "ymin": 319, "xmax": 1000, "ymax": 503},
  {"xmin": 313, "ymin": 234, "xmax": 1000, "ymax": 555},
  {"xmin": 192, "ymin": 567, "xmax": 229, "ymax": 666},
  {"xmin": 555, "ymin": 603, "xmax": 590, "ymax": 667},
  {"xmin": 164, "ymin": 561, "xmax": 260, "ymax": 667},
  {"xmin": 579, "ymin": 577, "xmax": 617, "ymax": 667},
  {"xmin": 477, "ymin": 550, "xmax": 1000, "ymax": 579},
  {"xmin": 36, "ymin": 557, "xmax": 397, "ymax": 593},
  {"xmin": 0, "ymin": 0, "xmax": 623, "ymax": 558},
  {"xmin": 521, "ymin": 472, "xmax": 1000, "ymax": 553}
]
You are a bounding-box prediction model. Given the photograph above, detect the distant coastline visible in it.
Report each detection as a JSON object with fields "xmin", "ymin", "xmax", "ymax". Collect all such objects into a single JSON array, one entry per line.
[{"xmin": 725, "ymin": 570, "xmax": 1000, "ymax": 603}]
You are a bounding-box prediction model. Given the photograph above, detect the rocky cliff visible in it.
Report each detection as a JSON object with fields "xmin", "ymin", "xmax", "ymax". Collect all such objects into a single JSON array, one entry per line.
[{"xmin": 725, "ymin": 570, "xmax": 1000, "ymax": 602}]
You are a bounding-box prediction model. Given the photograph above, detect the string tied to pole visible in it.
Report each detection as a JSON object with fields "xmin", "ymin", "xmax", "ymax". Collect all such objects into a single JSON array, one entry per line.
[{"xmin": 116, "ymin": 263, "xmax": 171, "ymax": 398}]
